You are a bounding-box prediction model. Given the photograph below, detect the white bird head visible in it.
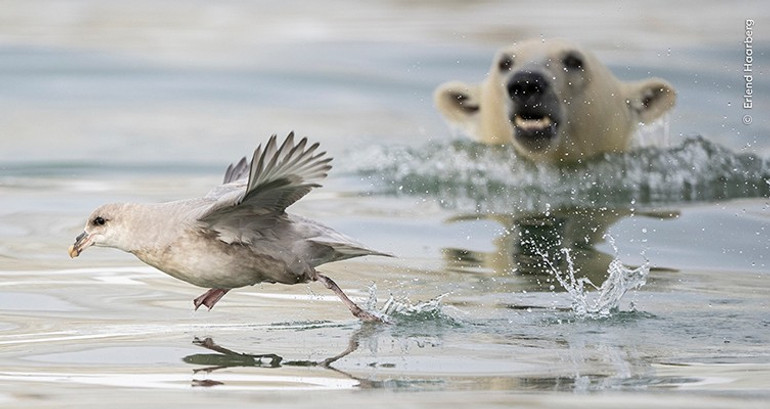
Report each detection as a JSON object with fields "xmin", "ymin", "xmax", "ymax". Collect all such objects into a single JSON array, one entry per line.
[{"xmin": 68, "ymin": 203, "xmax": 131, "ymax": 257}]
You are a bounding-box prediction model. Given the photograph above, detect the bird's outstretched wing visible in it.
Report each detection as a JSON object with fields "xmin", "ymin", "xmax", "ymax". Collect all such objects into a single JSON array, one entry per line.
[
  {"xmin": 222, "ymin": 156, "xmax": 249, "ymax": 184},
  {"xmin": 197, "ymin": 132, "xmax": 332, "ymax": 227}
]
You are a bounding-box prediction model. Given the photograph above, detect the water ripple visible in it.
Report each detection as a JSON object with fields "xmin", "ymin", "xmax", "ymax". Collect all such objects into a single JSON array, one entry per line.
[{"xmin": 349, "ymin": 136, "xmax": 770, "ymax": 213}]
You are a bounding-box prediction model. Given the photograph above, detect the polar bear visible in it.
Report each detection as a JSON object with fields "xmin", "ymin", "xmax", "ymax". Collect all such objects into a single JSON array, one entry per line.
[{"xmin": 434, "ymin": 39, "xmax": 676, "ymax": 163}]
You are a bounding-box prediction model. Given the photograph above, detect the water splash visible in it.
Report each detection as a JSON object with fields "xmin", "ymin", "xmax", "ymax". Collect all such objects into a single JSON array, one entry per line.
[
  {"xmin": 539, "ymin": 240, "xmax": 649, "ymax": 318},
  {"xmin": 631, "ymin": 113, "xmax": 671, "ymax": 149},
  {"xmin": 347, "ymin": 136, "xmax": 770, "ymax": 213},
  {"xmin": 362, "ymin": 285, "xmax": 457, "ymax": 325}
]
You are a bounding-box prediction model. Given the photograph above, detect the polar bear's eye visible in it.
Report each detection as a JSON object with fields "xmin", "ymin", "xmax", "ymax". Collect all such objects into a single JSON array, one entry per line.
[
  {"xmin": 498, "ymin": 55, "xmax": 514, "ymax": 72},
  {"xmin": 562, "ymin": 53, "xmax": 584, "ymax": 71}
]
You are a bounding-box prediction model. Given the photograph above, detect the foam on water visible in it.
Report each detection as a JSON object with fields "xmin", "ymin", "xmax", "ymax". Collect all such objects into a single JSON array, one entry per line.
[{"xmin": 348, "ymin": 136, "xmax": 770, "ymax": 213}]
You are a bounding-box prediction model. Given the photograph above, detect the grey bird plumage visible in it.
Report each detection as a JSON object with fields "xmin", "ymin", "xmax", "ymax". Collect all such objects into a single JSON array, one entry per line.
[{"xmin": 69, "ymin": 133, "xmax": 390, "ymax": 321}]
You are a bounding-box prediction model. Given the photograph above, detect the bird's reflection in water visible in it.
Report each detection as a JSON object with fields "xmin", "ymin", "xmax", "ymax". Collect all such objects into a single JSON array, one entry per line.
[
  {"xmin": 443, "ymin": 206, "xmax": 678, "ymax": 291},
  {"xmin": 184, "ymin": 324, "xmax": 384, "ymax": 388},
  {"xmin": 182, "ymin": 327, "xmax": 666, "ymax": 392}
]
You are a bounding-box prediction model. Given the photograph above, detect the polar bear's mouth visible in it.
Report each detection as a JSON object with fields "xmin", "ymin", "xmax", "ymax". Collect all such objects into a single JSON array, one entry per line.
[
  {"xmin": 511, "ymin": 111, "xmax": 559, "ymax": 151},
  {"xmin": 513, "ymin": 114, "xmax": 554, "ymax": 132}
]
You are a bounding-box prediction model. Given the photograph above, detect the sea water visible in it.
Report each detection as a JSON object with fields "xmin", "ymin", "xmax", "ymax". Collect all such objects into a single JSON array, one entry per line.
[{"xmin": 1, "ymin": 1, "xmax": 769, "ymax": 408}]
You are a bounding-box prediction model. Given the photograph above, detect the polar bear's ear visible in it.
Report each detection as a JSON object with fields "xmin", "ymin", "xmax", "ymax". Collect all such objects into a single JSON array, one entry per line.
[
  {"xmin": 434, "ymin": 81, "xmax": 482, "ymax": 125},
  {"xmin": 626, "ymin": 78, "xmax": 677, "ymax": 124}
]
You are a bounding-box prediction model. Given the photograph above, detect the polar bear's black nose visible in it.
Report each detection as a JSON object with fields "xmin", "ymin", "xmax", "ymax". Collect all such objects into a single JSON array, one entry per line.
[{"xmin": 507, "ymin": 72, "xmax": 549, "ymax": 101}]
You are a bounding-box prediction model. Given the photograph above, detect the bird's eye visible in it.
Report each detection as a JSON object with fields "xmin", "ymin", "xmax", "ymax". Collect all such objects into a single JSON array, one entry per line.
[
  {"xmin": 562, "ymin": 52, "xmax": 584, "ymax": 71},
  {"xmin": 93, "ymin": 216, "xmax": 106, "ymax": 226}
]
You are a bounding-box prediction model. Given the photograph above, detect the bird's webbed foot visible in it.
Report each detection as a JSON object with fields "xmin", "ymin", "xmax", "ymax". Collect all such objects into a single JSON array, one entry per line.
[{"xmin": 193, "ymin": 288, "xmax": 230, "ymax": 310}]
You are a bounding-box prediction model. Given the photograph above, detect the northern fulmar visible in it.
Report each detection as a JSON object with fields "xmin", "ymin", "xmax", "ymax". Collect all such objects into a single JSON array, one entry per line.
[{"xmin": 68, "ymin": 132, "xmax": 390, "ymax": 322}]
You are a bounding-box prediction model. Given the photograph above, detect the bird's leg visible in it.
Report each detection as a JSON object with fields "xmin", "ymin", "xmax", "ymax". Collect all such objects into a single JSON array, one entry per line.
[
  {"xmin": 193, "ymin": 288, "xmax": 230, "ymax": 311},
  {"xmin": 315, "ymin": 274, "xmax": 381, "ymax": 323}
]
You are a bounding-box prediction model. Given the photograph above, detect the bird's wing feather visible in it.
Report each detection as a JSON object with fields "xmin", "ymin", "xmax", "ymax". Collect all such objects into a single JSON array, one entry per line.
[
  {"xmin": 307, "ymin": 238, "xmax": 394, "ymax": 259},
  {"xmin": 197, "ymin": 133, "xmax": 332, "ymax": 237},
  {"xmin": 222, "ymin": 156, "xmax": 249, "ymax": 184}
]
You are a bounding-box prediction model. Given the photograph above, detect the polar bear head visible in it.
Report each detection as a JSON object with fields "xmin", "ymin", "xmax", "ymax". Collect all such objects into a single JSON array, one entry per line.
[{"xmin": 434, "ymin": 39, "xmax": 676, "ymax": 163}]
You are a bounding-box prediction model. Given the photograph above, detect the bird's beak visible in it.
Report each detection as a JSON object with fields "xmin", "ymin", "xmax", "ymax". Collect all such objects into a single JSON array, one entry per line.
[{"xmin": 68, "ymin": 231, "xmax": 92, "ymax": 258}]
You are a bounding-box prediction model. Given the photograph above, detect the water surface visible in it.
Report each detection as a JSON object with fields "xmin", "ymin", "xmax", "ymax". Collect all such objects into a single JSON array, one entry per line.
[{"xmin": 1, "ymin": 1, "xmax": 769, "ymax": 407}]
